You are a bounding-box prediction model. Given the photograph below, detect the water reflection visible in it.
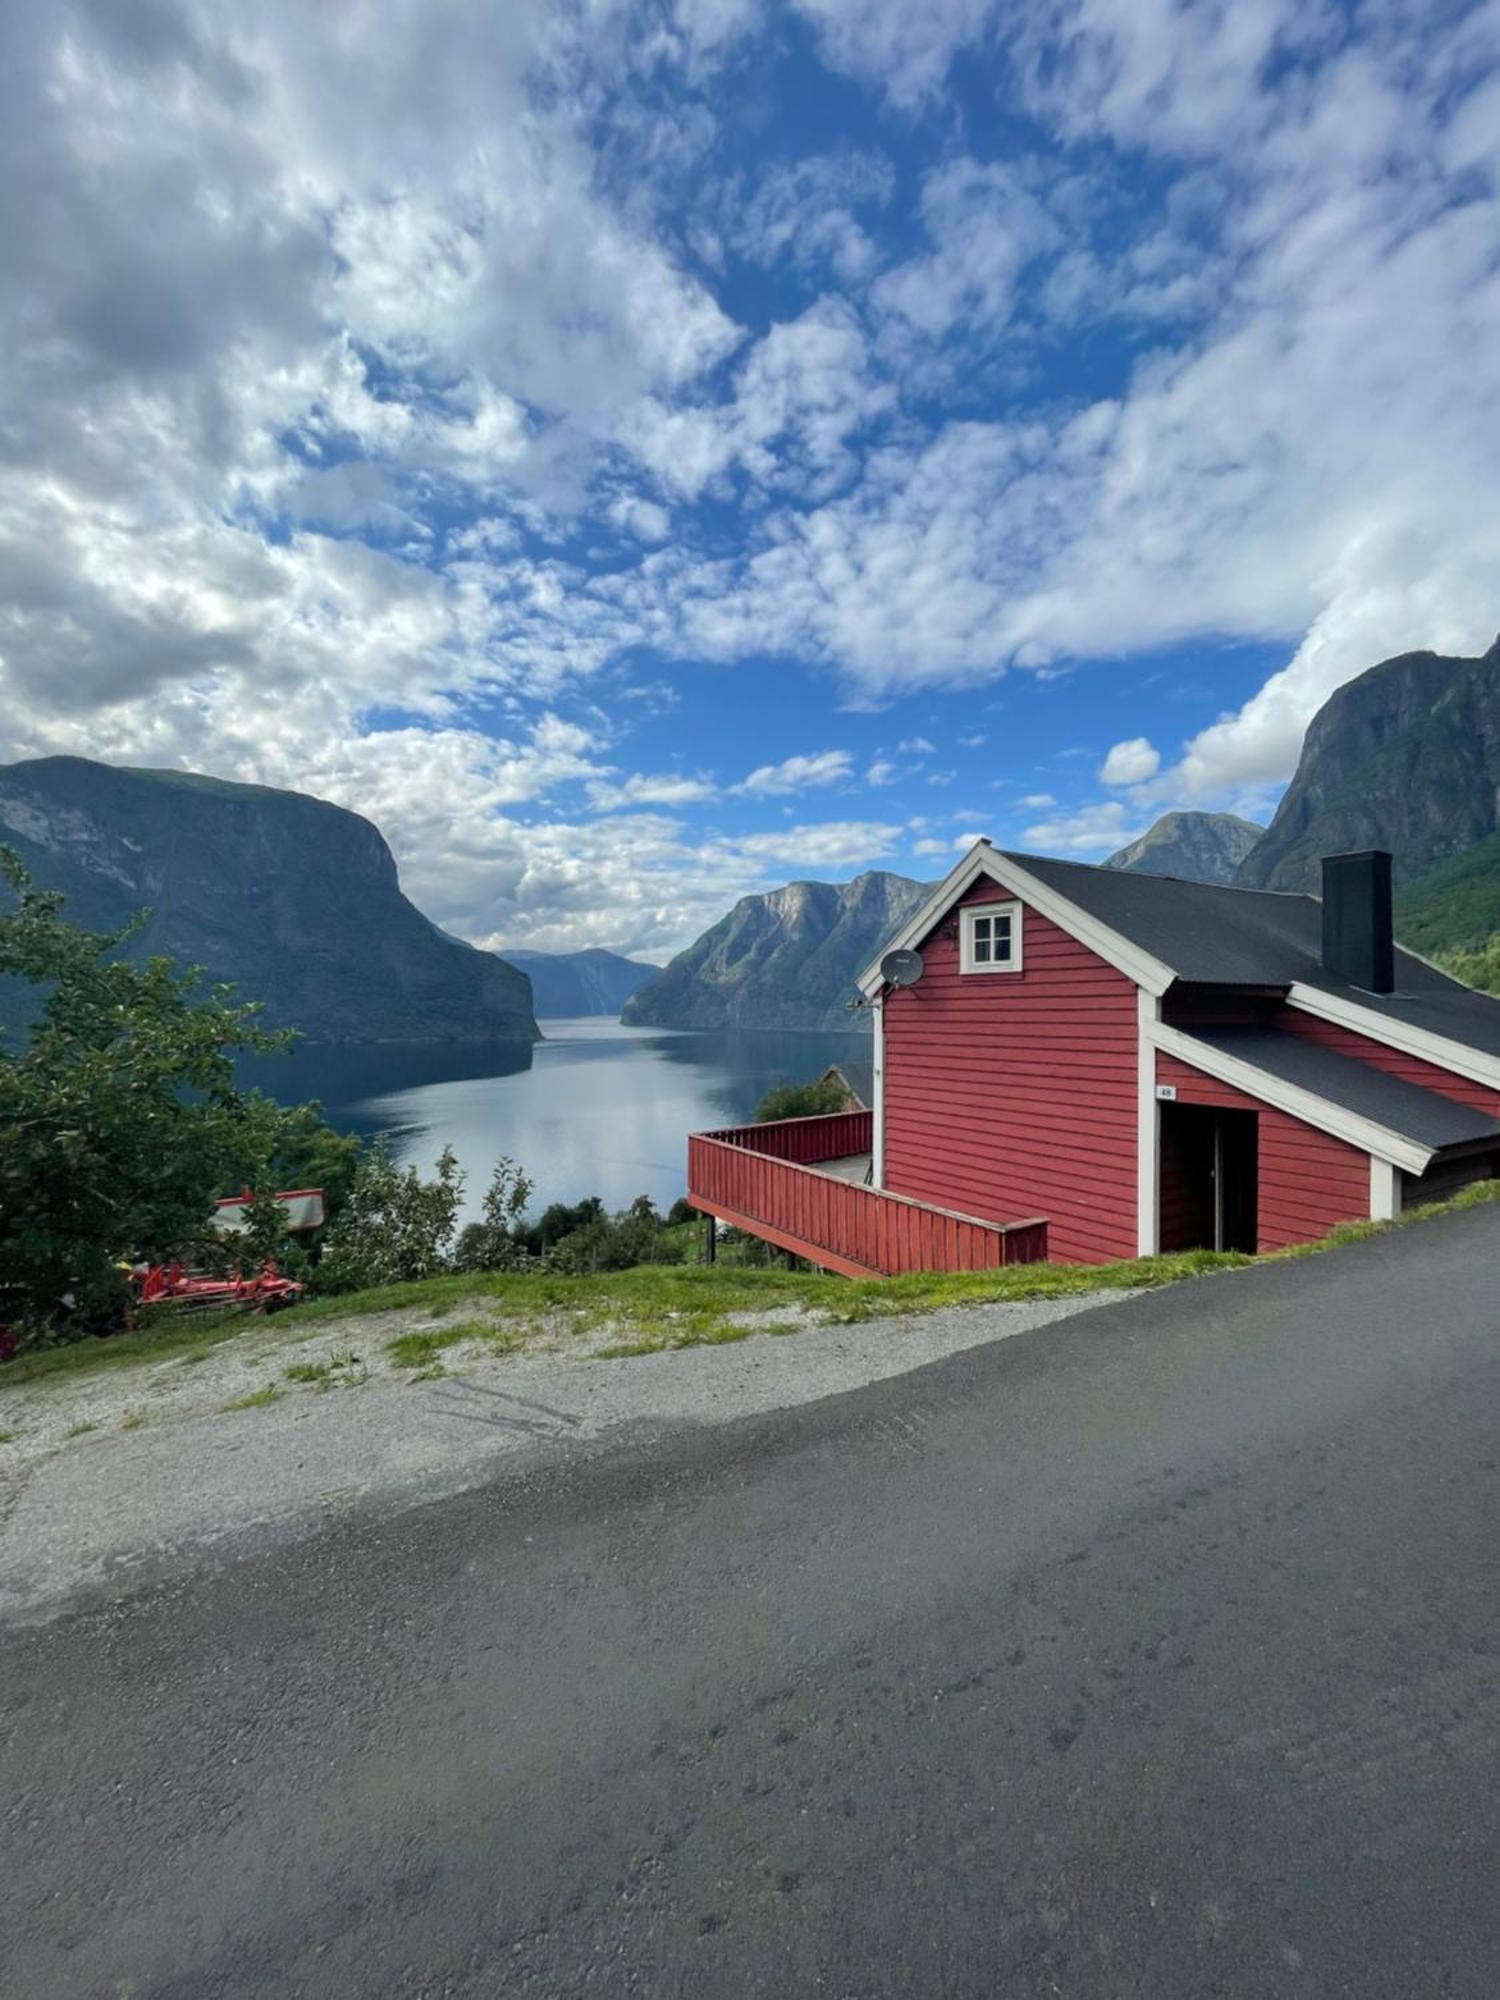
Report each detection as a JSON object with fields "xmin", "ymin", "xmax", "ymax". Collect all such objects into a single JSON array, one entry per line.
[{"xmin": 242, "ymin": 1018, "xmax": 867, "ymax": 1220}]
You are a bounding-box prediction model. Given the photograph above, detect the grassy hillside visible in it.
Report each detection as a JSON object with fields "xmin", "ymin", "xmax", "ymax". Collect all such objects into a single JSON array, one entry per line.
[{"xmin": 1395, "ymin": 831, "xmax": 1500, "ymax": 962}]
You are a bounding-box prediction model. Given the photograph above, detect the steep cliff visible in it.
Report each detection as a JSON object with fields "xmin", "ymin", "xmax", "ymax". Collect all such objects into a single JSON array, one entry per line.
[
  {"xmin": 0, "ymin": 757, "xmax": 539, "ymax": 1046},
  {"xmin": 1237, "ymin": 641, "xmax": 1500, "ymax": 893},
  {"xmin": 622, "ymin": 871, "xmax": 930, "ymax": 1032},
  {"xmin": 1105, "ymin": 811, "xmax": 1263, "ymax": 885}
]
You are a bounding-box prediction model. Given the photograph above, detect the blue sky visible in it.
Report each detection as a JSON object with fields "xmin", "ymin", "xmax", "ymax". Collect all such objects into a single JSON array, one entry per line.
[{"xmin": 2, "ymin": 0, "xmax": 1498, "ymax": 959}]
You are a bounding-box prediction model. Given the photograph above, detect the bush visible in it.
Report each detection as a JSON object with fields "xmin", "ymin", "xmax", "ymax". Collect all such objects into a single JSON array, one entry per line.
[
  {"xmin": 453, "ymin": 1157, "xmax": 535, "ymax": 1273},
  {"xmin": 752, "ymin": 1074, "xmax": 853, "ymax": 1123},
  {"xmin": 313, "ymin": 1145, "xmax": 466, "ymax": 1293},
  {"xmin": 544, "ymin": 1195, "xmax": 677, "ymax": 1275}
]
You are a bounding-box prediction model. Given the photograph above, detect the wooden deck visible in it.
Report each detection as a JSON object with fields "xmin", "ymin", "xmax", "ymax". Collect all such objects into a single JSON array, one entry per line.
[{"xmin": 686, "ymin": 1111, "xmax": 1048, "ymax": 1278}]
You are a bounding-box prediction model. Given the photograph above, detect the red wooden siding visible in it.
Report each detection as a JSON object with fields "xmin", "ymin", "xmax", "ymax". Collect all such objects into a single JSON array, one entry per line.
[
  {"xmin": 1279, "ymin": 1007, "xmax": 1500, "ymax": 1116},
  {"xmin": 1156, "ymin": 1051, "xmax": 1371, "ymax": 1251},
  {"xmin": 687, "ymin": 1119, "xmax": 1048, "ymax": 1277},
  {"xmin": 881, "ymin": 878, "xmax": 1138, "ymax": 1263},
  {"xmin": 704, "ymin": 1109, "xmax": 873, "ymax": 1167}
]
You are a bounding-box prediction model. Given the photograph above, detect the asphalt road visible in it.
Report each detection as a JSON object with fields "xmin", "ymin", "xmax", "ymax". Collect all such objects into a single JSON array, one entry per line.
[{"xmin": 5, "ymin": 1206, "xmax": 1500, "ymax": 1998}]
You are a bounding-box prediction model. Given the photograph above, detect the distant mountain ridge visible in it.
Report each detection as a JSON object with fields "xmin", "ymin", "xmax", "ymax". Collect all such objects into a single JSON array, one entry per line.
[
  {"xmin": 502, "ymin": 948, "xmax": 658, "ymax": 1018},
  {"xmin": 622, "ymin": 871, "xmax": 931, "ymax": 1032},
  {"xmin": 0, "ymin": 757, "xmax": 539, "ymax": 1047},
  {"xmin": 1104, "ymin": 811, "xmax": 1263, "ymax": 885}
]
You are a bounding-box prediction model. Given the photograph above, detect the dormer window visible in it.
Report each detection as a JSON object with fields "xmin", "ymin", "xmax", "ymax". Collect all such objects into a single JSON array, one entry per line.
[{"xmin": 961, "ymin": 900, "xmax": 1022, "ymax": 973}]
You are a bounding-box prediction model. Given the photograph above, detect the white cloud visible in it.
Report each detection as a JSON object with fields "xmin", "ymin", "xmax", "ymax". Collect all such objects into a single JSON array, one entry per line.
[
  {"xmin": 790, "ymin": 0, "xmax": 999, "ymax": 109},
  {"xmin": 726, "ymin": 820, "xmax": 904, "ymax": 867},
  {"xmin": 872, "ymin": 158, "xmax": 1057, "ymax": 348},
  {"xmin": 1021, "ymin": 800, "xmax": 1143, "ymax": 854},
  {"xmin": 733, "ymin": 152, "xmax": 893, "ymax": 283},
  {"xmin": 736, "ymin": 749, "xmax": 854, "ymax": 795},
  {"xmin": 911, "ymin": 836, "xmax": 949, "ymax": 858},
  {"xmin": 1020, "ymin": 791, "xmax": 1055, "ymax": 808},
  {"xmin": 4, "ymin": 0, "xmax": 1500, "ymax": 954},
  {"xmin": 1100, "ymin": 736, "xmax": 1161, "ymax": 785},
  {"xmin": 585, "ymin": 771, "xmax": 717, "ymax": 811},
  {"xmin": 866, "ymin": 757, "xmax": 898, "ymax": 785},
  {"xmin": 899, "ymin": 736, "xmax": 936, "ymax": 754}
]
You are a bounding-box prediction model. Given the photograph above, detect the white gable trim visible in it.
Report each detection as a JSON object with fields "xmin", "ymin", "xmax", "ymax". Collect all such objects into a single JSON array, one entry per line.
[
  {"xmin": 1151, "ymin": 1020, "xmax": 1433, "ymax": 1176},
  {"xmin": 871, "ymin": 990, "xmax": 886, "ymax": 1191},
  {"xmin": 857, "ymin": 842, "xmax": 1176, "ymax": 998},
  {"xmin": 1286, "ymin": 984, "xmax": 1500, "ymax": 1094},
  {"xmin": 1137, "ymin": 989, "xmax": 1161, "ymax": 1257}
]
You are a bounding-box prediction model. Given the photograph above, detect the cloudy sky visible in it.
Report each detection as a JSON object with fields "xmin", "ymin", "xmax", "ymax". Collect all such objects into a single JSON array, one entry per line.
[{"xmin": 2, "ymin": 0, "xmax": 1498, "ymax": 960}]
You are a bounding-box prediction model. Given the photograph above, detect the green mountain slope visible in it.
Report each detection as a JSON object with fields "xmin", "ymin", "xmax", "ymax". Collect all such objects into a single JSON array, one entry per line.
[
  {"xmin": 1393, "ymin": 831, "xmax": 1500, "ymax": 958},
  {"xmin": 0, "ymin": 757, "xmax": 539, "ymax": 1047},
  {"xmin": 622, "ymin": 871, "xmax": 931, "ymax": 1032},
  {"xmin": 1105, "ymin": 811, "xmax": 1263, "ymax": 885},
  {"xmin": 501, "ymin": 948, "xmax": 658, "ymax": 1018}
]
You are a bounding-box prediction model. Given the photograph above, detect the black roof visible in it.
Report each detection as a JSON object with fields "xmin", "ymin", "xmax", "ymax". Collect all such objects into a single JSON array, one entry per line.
[
  {"xmin": 1001, "ymin": 850, "xmax": 1500, "ymax": 1059},
  {"xmin": 1180, "ymin": 1029, "xmax": 1500, "ymax": 1154}
]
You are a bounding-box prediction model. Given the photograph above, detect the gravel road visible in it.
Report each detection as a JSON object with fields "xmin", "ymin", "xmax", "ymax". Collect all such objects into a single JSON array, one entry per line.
[{"xmin": 0, "ymin": 1285, "xmax": 1126, "ymax": 1621}]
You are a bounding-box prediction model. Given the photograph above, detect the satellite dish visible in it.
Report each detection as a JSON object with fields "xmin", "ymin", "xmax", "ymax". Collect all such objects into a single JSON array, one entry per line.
[{"xmin": 881, "ymin": 948, "xmax": 926, "ymax": 990}]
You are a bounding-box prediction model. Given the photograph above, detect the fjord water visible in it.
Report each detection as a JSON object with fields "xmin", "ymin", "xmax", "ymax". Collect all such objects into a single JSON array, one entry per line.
[{"xmin": 245, "ymin": 1018, "xmax": 865, "ymax": 1221}]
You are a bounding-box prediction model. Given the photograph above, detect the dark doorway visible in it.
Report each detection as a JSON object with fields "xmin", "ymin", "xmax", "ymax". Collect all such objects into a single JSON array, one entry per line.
[{"xmin": 1159, "ymin": 1103, "xmax": 1259, "ymax": 1253}]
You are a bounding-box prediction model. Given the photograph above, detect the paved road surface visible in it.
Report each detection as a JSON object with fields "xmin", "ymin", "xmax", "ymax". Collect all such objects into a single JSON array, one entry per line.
[{"xmin": 5, "ymin": 1205, "xmax": 1500, "ymax": 1996}]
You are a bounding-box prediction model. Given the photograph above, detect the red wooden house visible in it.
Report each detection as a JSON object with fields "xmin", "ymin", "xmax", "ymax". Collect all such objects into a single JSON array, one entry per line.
[{"xmin": 686, "ymin": 843, "xmax": 1500, "ymax": 1276}]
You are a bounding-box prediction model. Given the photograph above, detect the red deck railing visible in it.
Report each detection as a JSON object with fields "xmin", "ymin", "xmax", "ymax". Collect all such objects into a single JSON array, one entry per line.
[{"xmin": 687, "ymin": 1112, "xmax": 1048, "ymax": 1278}]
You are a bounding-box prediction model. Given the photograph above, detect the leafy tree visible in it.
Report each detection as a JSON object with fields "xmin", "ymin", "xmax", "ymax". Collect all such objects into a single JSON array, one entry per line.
[
  {"xmin": 265, "ymin": 1101, "xmax": 363, "ymax": 1225},
  {"xmin": 453, "ymin": 1155, "xmax": 535, "ymax": 1272},
  {"xmin": 544, "ymin": 1194, "xmax": 673, "ymax": 1274},
  {"xmin": 1435, "ymin": 935, "xmax": 1500, "ymax": 996},
  {"xmin": 753, "ymin": 1073, "xmax": 853, "ymax": 1123},
  {"xmin": 514, "ymin": 1194, "xmax": 606, "ymax": 1257},
  {"xmin": 0, "ymin": 846, "xmax": 324, "ymax": 1344},
  {"xmin": 314, "ymin": 1144, "xmax": 466, "ymax": 1293}
]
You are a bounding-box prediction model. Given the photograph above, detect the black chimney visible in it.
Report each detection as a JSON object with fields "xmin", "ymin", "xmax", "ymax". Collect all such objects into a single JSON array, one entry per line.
[{"xmin": 1321, "ymin": 850, "xmax": 1395, "ymax": 993}]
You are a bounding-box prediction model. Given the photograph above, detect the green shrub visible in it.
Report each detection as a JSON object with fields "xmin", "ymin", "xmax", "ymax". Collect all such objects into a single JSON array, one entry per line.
[
  {"xmin": 753, "ymin": 1075, "xmax": 854, "ymax": 1123},
  {"xmin": 313, "ymin": 1145, "xmax": 465, "ymax": 1294}
]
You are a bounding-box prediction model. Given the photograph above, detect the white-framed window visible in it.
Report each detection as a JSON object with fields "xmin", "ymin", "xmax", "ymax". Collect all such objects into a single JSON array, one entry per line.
[{"xmin": 960, "ymin": 900, "xmax": 1023, "ymax": 974}]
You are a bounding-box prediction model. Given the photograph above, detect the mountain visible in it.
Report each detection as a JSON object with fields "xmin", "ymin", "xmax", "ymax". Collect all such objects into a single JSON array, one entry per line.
[
  {"xmin": 622, "ymin": 871, "xmax": 931, "ymax": 1032},
  {"xmin": 0, "ymin": 757, "xmax": 539, "ymax": 1047},
  {"xmin": 1104, "ymin": 811, "xmax": 1263, "ymax": 885},
  {"xmin": 1237, "ymin": 640, "xmax": 1500, "ymax": 894},
  {"xmin": 1393, "ymin": 832, "xmax": 1500, "ymax": 959},
  {"xmin": 501, "ymin": 948, "xmax": 658, "ymax": 1018}
]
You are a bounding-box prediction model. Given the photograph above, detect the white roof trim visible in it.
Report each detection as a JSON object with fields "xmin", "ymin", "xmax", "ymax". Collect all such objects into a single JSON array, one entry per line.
[
  {"xmin": 857, "ymin": 841, "xmax": 1176, "ymax": 998},
  {"xmin": 1287, "ymin": 983, "xmax": 1500, "ymax": 1094},
  {"xmin": 1151, "ymin": 1020, "xmax": 1433, "ymax": 1175}
]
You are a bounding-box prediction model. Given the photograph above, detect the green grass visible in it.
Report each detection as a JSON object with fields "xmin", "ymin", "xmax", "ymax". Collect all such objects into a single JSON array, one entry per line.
[
  {"xmin": 0, "ymin": 1428, "xmax": 21, "ymax": 1445},
  {"xmin": 218, "ymin": 1384, "xmax": 280, "ymax": 1413},
  {"xmin": 64, "ymin": 1420, "xmax": 98, "ymax": 1438},
  {"xmin": 386, "ymin": 1319, "xmax": 527, "ymax": 1370},
  {"xmin": 0, "ymin": 1310, "xmax": 250, "ymax": 1388},
  {"xmin": 6, "ymin": 1180, "xmax": 1499, "ymax": 1391},
  {"xmin": 282, "ymin": 1348, "xmax": 362, "ymax": 1387}
]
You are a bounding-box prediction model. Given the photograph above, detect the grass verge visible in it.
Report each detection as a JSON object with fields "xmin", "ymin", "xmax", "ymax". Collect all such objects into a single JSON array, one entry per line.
[{"xmin": 4, "ymin": 1179, "xmax": 1498, "ymax": 1390}]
